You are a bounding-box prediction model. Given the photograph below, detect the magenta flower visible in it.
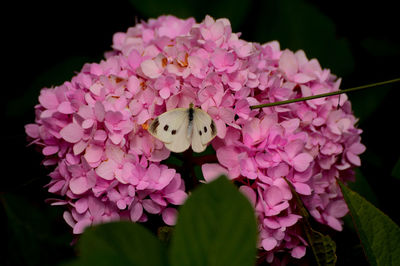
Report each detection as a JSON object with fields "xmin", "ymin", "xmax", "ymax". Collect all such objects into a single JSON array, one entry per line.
[{"xmin": 26, "ymin": 14, "xmax": 364, "ymax": 263}]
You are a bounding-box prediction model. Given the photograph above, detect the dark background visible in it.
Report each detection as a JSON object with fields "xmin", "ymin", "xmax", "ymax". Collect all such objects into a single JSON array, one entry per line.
[{"xmin": 2, "ymin": 0, "xmax": 399, "ymax": 265}]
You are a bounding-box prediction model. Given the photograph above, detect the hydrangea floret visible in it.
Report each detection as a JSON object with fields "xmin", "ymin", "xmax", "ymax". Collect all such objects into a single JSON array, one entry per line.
[{"xmin": 25, "ymin": 15, "xmax": 365, "ymax": 262}]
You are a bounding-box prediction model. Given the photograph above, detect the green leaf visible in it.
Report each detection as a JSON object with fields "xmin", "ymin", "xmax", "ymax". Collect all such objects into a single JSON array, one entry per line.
[
  {"xmin": 391, "ymin": 157, "xmax": 400, "ymax": 179},
  {"xmin": 75, "ymin": 221, "xmax": 168, "ymax": 266},
  {"xmin": 169, "ymin": 176, "xmax": 257, "ymax": 266},
  {"xmin": 348, "ymin": 169, "xmax": 379, "ymax": 207},
  {"xmin": 283, "ymin": 177, "xmax": 337, "ymax": 266},
  {"xmin": 128, "ymin": 0, "xmax": 250, "ymax": 30},
  {"xmin": 309, "ymin": 229, "xmax": 337, "ymax": 266},
  {"xmin": 2, "ymin": 193, "xmax": 72, "ymax": 266},
  {"xmin": 255, "ymin": 0, "xmax": 354, "ymax": 77},
  {"xmin": 339, "ymin": 181, "xmax": 400, "ymax": 266}
]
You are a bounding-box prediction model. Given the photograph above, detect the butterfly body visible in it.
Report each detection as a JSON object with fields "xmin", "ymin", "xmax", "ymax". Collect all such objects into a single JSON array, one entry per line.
[{"xmin": 148, "ymin": 104, "xmax": 217, "ymax": 153}]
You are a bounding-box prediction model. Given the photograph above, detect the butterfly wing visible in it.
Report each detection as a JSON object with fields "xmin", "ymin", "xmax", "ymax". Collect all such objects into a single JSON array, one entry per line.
[
  {"xmin": 148, "ymin": 108, "xmax": 191, "ymax": 153},
  {"xmin": 191, "ymin": 108, "xmax": 217, "ymax": 153}
]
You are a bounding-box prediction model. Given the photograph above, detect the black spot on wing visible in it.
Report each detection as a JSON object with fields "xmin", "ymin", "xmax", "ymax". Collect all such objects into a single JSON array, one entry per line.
[
  {"xmin": 199, "ymin": 130, "xmax": 202, "ymax": 136},
  {"xmin": 171, "ymin": 129, "xmax": 177, "ymax": 135},
  {"xmin": 164, "ymin": 125, "xmax": 169, "ymax": 131},
  {"xmin": 210, "ymin": 120, "xmax": 216, "ymax": 136},
  {"xmin": 150, "ymin": 118, "xmax": 159, "ymax": 133},
  {"xmin": 204, "ymin": 126, "xmax": 207, "ymax": 133}
]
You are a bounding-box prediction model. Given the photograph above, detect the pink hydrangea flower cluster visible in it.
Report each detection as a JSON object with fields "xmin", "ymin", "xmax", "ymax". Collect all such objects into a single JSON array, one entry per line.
[{"xmin": 25, "ymin": 15, "xmax": 365, "ymax": 261}]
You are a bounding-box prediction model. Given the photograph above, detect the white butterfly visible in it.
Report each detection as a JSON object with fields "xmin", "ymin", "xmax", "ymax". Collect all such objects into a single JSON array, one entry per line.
[{"xmin": 148, "ymin": 104, "xmax": 217, "ymax": 153}]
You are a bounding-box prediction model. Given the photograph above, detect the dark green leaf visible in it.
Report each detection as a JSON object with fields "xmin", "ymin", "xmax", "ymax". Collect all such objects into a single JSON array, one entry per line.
[
  {"xmin": 391, "ymin": 157, "xmax": 400, "ymax": 179},
  {"xmin": 255, "ymin": 0, "xmax": 354, "ymax": 76},
  {"xmin": 348, "ymin": 169, "xmax": 379, "ymax": 207},
  {"xmin": 169, "ymin": 176, "xmax": 257, "ymax": 266},
  {"xmin": 128, "ymin": 0, "xmax": 250, "ymax": 30},
  {"xmin": 2, "ymin": 193, "xmax": 72, "ymax": 266},
  {"xmin": 76, "ymin": 221, "xmax": 168, "ymax": 266},
  {"xmin": 309, "ymin": 229, "xmax": 337, "ymax": 266},
  {"xmin": 339, "ymin": 181, "xmax": 400, "ymax": 266}
]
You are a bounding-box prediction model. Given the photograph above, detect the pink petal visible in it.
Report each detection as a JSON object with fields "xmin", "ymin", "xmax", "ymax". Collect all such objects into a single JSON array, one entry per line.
[
  {"xmin": 279, "ymin": 50, "xmax": 298, "ymax": 77},
  {"xmin": 48, "ymin": 180, "xmax": 65, "ymax": 193},
  {"xmin": 267, "ymin": 163, "xmax": 289, "ymax": 179},
  {"xmin": 261, "ymin": 237, "xmax": 278, "ymax": 251},
  {"xmin": 63, "ymin": 211, "xmax": 75, "ymax": 228},
  {"xmin": 94, "ymin": 130, "xmax": 107, "ymax": 142},
  {"xmin": 291, "ymin": 246, "xmax": 306, "ymax": 259},
  {"xmin": 25, "ymin": 124, "xmax": 40, "ymax": 138},
  {"xmin": 128, "ymin": 50, "xmax": 142, "ymax": 70},
  {"xmin": 159, "ymin": 87, "xmax": 171, "ymax": 99},
  {"xmin": 263, "ymin": 218, "xmax": 281, "ymax": 229},
  {"xmin": 165, "ymin": 190, "xmax": 187, "ymax": 205},
  {"xmin": 73, "ymin": 140, "xmax": 88, "ymax": 155},
  {"xmin": 130, "ymin": 203, "xmax": 143, "ymax": 222},
  {"xmin": 162, "ymin": 208, "xmax": 178, "ymax": 226},
  {"xmin": 280, "ymin": 118, "xmax": 300, "ymax": 134},
  {"xmin": 157, "ymin": 168, "xmax": 176, "ymax": 189},
  {"xmin": 265, "ymin": 186, "xmax": 284, "ymax": 207},
  {"xmin": 105, "ymin": 111, "xmax": 123, "ymax": 124},
  {"xmin": 201, "ymin": 163, "xmax": 229, "ymax": 182},
  {"xmin": 42, "ymin": 146, "xmax": 59, "ymax": 156},
  {"xmin": 239, "ymin": 186, "xmax": 257, "ymax": 206},
  {"xmin": 94, "ymin": 101, "xmax": 105, "ymax": 122},
  {"xmin": 210, "ymin": 49, "xmax": 227, "ymax": 69},
  {"xmin": 60, "ymin": 123, "xmax": 83, "ymax": 143},
  {"xmin": 326, "ymin": 215, "xmax": 343, "ymax": 231},
  {"xmin": 117, "ymin": 200, "xmax": 127, "ymax": 210},
  {"xmin": 84, "ymin": 144, "xmax": 104, "ymax": 164},
  {"xmin": 39, "ymin": 90, "xmax": 59, "ymax": 109},
  {"xmin": 278, "ymin": 214, "xmax": 301, "ymax": 227},
  {"xmin": 95, "ymin": 160, "xmax": 117, "ymax": 180},
  {"xmin": 272, "ymin": 178, "xmax": 292, "ymax": 200},
  {"xmin": 58, "ymin": 101, "xmax": 74, "ymax": 114},
  {"xmin": 82, "ymin": 119, "xmax": 94, "ymax": 129},
  {"xmin": 149, "ymin": 147, "xmax": 170, "ymax": 162},
  {"xmin": 142, "ymin": 199, "xmax": 162, "ymax": 214},
  {"xmin": 293, "ymin": 182, "xmax": 312, "ymax": 195},
  {"xmin": 349, "ymin": 142, "xmax": 366, "ymax": 155},
  {"xmin": 75, "ymin": 198, "xmax": 89, "ymax": 214},
  {"xmin": 284, "ymin": 140, "xmax": 304, "ymax": 159},
  {"xmin": 327, "ymin": 200, "xmax": 348, "ymax": 218},
  {"xmin": 70, "ymin": 176, "xmax": 89, "ymax": 195},
  {"xmin": 150, "ymin": 193, "xmax": 167, "ymax": 206},
  {"xmin": 73, "ymin": 218, "xmax": 92, "ymax": 234},
  {"xmin": 346, "ymin": 151, "xmax": 361, "ymax": 166},
  {"xmin": 293, "ymin": 73, "xmax": 314, "ymax": 83},
  {"xmin": 214, "ymin": 119, "xmax": 227, "ymax": 139},
  {"xmin": 292, "ymin": 153, "xmax": 313, "ymax": 172},
  {"xmin": 88, "ymin": 197, "xmax": 105, "ymax": 218},
  {"xmin": 216, "ymin": 146, "xmax": 239, "ymax": 168},
  {"xmin": 127, "ymin": 76, "xmax": 140, "ymax": 94},
  {"xmin": 141, "ymin": 59, "xmax": 162, "ymax": 79}
]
